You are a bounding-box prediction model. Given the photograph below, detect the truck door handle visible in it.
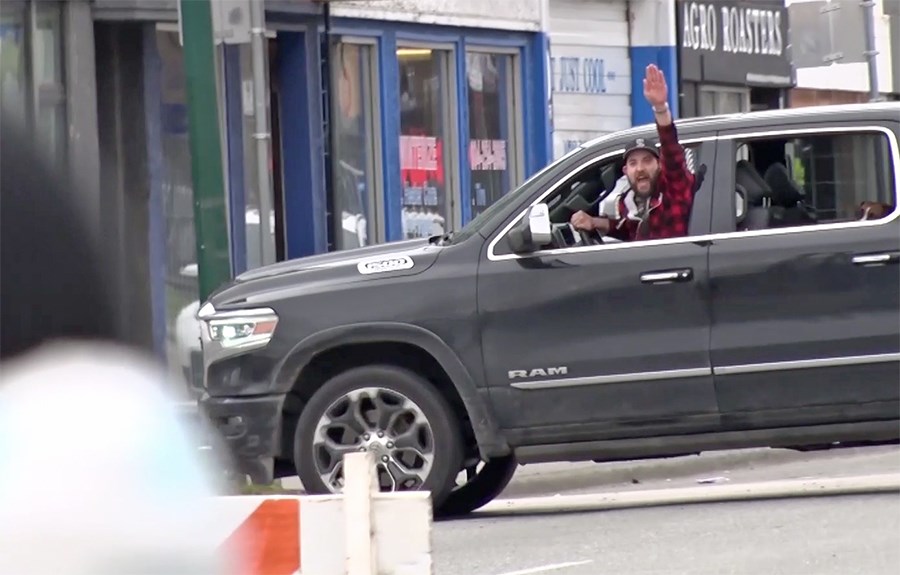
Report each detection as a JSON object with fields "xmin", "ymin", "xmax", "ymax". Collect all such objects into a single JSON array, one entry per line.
[
  {"xmin": 852, "ymin": 252, "xmax": 899, "ymax": 266},
  {"xmin": 640, "ymin": 268, "xmax": 693, "ymax": 284}
]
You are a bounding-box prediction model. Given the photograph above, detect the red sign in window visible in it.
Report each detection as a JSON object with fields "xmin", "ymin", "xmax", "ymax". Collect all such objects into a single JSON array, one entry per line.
[{"xmin": 400, "ymin": 134, "xmax": 445, "ymax": 186}]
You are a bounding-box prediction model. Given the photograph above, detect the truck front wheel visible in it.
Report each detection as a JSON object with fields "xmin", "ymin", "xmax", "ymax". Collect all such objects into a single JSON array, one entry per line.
[{"xmin": 293, "ymin": 364, "xmax": 464, "ymax": 509}]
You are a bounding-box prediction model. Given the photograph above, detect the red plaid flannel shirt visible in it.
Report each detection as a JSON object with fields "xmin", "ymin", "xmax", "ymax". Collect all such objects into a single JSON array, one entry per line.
[{"xmin": 605, "ymin": 122, "xmax": 696, "ymax": 242}]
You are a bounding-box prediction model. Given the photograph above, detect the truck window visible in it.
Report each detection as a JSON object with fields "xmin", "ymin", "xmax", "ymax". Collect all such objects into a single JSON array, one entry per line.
[
  {"xmin": 730, "ymin": 130, "xmax": 897, "ymax": 232},
  {"xmin": 538, "ymin": 143, "xmax": 707, "ymax": 243}
]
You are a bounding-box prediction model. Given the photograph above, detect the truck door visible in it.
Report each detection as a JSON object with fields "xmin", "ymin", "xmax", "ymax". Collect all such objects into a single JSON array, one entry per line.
[
  {"xmin": 477, "ymin": 138, "xmax": 721, "ymax": 446},
  {"xmin": 707, "ymin": 120, "xmax": 900, "ymax": 430}
]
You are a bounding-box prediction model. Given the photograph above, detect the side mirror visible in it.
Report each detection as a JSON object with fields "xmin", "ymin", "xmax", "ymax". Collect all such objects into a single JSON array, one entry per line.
[{"xmin": 507, "ymin": 203, "xmax": 552, "ymax": 253}]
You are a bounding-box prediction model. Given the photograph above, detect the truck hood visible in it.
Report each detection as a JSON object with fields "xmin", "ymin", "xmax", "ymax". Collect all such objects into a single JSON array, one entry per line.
[{"xmin": 207, "ymin": 237, "xmax": 444, "ymax": 307}]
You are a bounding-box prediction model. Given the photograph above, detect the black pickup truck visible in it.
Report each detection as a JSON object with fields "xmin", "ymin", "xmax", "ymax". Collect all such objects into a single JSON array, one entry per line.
[{"xmin": 198, "ymin": 103, "xmax": 900, "ymax": 517}]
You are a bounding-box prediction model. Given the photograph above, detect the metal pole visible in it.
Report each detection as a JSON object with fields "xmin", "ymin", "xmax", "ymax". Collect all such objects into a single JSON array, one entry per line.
[
  {"xmin": 321, "ymin": 0, "xmax": 336, "ymax": 251},
  {"xmin": 861, "ymin": 0, "xmax": 881, "ymax": 102},
  {"xmin": 249, "ymin": 0, "xmax": 276, "ymax": 266},
  {"xmin": 179, "ymin": 0, "xmax": 232, "ymax": 301}
]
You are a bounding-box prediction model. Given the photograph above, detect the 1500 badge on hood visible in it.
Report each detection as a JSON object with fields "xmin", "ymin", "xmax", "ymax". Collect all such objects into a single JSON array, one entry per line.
[{"xmin": 356, "ymin": 254, "xmax": 415, "ymax": 275}]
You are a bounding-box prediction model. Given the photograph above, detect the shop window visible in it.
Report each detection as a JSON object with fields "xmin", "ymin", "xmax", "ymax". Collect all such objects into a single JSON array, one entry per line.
[
  {"xmin": 331, "ymin": 39, "xmax": 382, "ymax": 250},
  {"xmin": 699, "ymin": 87, "xmax": 749, "ymax": 116},
  {"xmin": 0, "ymin": 0, "xmax": 66, "ymax": 166},
  {"xmin": 33, "ymin": 1, "xmax": 65, "ymax": 163},
  {"xmin": 0, "ymin": 1, "xmax": 26, "ymax": 118},
  {"xmin": 732, "ymin": 131, "xmax": 896, "ymax": 232},
  {"xmin": 466, "ymin": 50, "xmax": 522, "ymax": 220},
  {"xmin": 397, "ymin": 45, "xmax": 456, "ymax": 239}
]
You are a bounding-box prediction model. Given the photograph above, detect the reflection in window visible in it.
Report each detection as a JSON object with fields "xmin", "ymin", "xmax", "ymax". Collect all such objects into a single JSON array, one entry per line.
[
  {"xmin": 33, "ymin": 1, "xmax": 65, "ymax": 163},
  {"xmin": 466, "ymin": 52, "xmax": 518, "ymax": 219},
  {"xmin": 157, "ymin": 30, "xmax": 202, "ymax": 393},
  {"xmin": 398, "ymin": 47, "xmax": 452, "ymax": 239},
  {"xmin": 0, "ymin": 0, "xmax": 66, "ymax": 166},
  {"xmin": 699, "ymin": 91, "xmax": 715, "ymax": 117},
  {"xmin": 0, "ymin": 2, "xmax": 26, "ymax": 119},
  {"xmin": 332, "ymin": 41, "xmax": 380, "ymax": 250},
  {"xmin": 699, "ymin": 88, "xmax": 749, "ymax": 116}
]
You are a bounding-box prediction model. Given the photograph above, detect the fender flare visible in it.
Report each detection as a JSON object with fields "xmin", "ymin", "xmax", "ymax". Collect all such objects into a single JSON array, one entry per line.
[{"xmin": 273, "ymin": 322, "xmax": 511, "ymax": 459}]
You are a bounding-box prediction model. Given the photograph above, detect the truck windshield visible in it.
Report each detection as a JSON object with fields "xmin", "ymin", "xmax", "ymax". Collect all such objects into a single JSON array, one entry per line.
[{"xmin": 449, "ymin": 146, "xmax": 584, "ymax": 244}]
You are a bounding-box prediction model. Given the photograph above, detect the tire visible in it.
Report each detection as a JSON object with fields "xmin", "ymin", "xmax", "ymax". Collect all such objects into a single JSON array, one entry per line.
[
  {"xmin": 294, "ymin": 364, "xmax": 464, "ymax": 508},
  {"xmin": 434, "ymin": 454, "xmax": 518, "ymax": 518}
]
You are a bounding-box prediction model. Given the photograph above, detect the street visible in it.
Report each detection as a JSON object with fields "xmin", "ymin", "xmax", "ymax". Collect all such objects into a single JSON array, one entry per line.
[
  {"xmin": 432, "ymin": 493, "xmax": 900, "ymax": 575},
  {"xmin": 429, "ymin": 445, "xmax": 900, "ymax": 575},
  {"xmin": 499, "ymin": 444, "xmax": 900, "ymax": 497}
]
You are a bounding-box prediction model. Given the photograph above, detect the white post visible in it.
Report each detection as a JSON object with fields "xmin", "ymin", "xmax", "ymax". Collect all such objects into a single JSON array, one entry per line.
[{"xmin": 343, "ymin": 451, "xmax": 378, "ymax": 575}]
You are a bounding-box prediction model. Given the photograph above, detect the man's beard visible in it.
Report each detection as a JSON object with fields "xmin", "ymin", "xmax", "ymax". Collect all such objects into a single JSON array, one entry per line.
[{"xmin": 629, "ymin": 173, "xmax": 657, "ymax": 197}]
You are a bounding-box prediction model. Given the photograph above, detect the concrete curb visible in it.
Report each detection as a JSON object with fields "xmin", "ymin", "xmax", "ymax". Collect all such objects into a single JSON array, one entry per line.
[{"xmin": 479, "ymin": 473, "xmax": 900, "ymax": 516}]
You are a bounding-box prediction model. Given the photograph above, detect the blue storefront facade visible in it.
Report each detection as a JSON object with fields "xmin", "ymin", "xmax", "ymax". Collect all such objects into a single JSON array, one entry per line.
[
  {"xmin": 274, "ymin": 16, "xmax": 553, "ymax": 261},
  {"xmin": 73, "ymin": 1, "xmax": 552, "ymax": 388},
  {"xmin": 221, "ymin": 5, "xmax": 554, "ymax": 268}
]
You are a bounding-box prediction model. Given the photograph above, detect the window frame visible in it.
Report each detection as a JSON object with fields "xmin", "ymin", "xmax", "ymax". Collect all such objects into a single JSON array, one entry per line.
[
  {"xmin": 713, "ymin": 124, "xmax": 900, "ymax": 237},
  {"xmin": 464, "ymin": 44, "xmax": 526, "ymax": 206},
  {"xmin": 486, "ymin": 123, "xmax": 900, "ymax": 263},
  {"xmin": 330, "ymin": 35, "xmax": 385, "ymax": 248},
  {"xmin": 396, "ymin": 40, "xmax": 461, "ymax": 233},
  {"xmin": 0, "ymin": 0, "xmax": 68, "ymax": 166},
  {"xmin": 699, "ymin": 85, "xmax": 751, "ymax": 116}
]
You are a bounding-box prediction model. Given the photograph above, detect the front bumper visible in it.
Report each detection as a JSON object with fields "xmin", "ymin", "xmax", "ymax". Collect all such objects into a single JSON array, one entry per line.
[{"xmin": 200, "ymin": 393, "xmax": 285, "ymax": 485}]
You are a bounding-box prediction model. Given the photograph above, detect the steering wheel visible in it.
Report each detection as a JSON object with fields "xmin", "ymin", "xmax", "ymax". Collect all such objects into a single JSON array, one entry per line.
[{"xmin": 577, "ymin": 227, "xmax": 605, "ymax": 246}]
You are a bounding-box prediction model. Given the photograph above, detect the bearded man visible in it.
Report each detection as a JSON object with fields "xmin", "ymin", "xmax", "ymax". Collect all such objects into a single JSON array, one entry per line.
[{"xmin": 570, "ymin": 64, "xmax": 696, "ymax": 242}]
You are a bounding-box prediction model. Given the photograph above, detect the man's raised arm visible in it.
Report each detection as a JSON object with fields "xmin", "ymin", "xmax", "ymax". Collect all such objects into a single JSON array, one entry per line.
[{"xmin": 643, "ymin": 64, "xmax": 694, "ymax": 198}]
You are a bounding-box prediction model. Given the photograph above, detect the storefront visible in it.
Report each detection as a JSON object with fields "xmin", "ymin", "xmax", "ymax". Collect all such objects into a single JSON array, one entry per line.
[
  {"xmin": 11, "ymin": 0, "xmax": 550, "ymax": 393},
  {"xmin": 316, "ymin": 4, "xmax": 552, "ymax": 249},
  {"xmin": 675, "ymin": 0, "xmax": 794, "ymax": 117},
  {"xmin": 547, "ymin": 0, "xmax": 632, "ymax": 158},
  {"xmin": 84, "ymin": 1, "xmax": 325, "ymax": 390}
]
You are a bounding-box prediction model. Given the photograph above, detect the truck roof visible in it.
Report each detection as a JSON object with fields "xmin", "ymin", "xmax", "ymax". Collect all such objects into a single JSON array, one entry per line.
[{"xmin": 581, "ymin": 101, "xmax": 900, "ymax": 150}]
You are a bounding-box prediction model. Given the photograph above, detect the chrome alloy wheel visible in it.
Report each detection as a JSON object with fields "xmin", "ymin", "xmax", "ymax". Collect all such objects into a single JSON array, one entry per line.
[{"xmin": 312, "ymin": 386, "xmax": 436, "ymax": 492}]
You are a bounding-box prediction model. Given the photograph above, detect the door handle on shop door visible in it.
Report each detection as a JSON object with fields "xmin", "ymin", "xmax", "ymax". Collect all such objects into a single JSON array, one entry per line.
[{"xmin": 640, "ymin": 268, "xmax": 694, "ymax": 284}]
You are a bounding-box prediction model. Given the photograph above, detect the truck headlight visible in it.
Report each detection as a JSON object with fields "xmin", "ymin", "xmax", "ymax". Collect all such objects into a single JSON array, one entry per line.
[{"xmin": 199, "ymin": 306, "xmax": 279, "ymax": 353}]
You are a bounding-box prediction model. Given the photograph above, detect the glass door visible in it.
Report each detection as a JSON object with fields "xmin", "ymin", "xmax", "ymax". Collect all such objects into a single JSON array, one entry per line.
[
  {"xmin": 465, "ymin": 48, "xmax": 523, "ymax": 220},
  {"xmin": 331, "ymin": 37, "xmax": 383, "ymax": 250},
  {"xmin": 396, "ymin": 43, "xmax": 458, "ymax": 239}
]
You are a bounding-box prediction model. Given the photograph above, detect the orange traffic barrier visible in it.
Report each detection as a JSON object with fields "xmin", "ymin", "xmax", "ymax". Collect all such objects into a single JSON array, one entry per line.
[{"xmin": 221, "ymin": 498, "xmax": 301, "ymax": 575}]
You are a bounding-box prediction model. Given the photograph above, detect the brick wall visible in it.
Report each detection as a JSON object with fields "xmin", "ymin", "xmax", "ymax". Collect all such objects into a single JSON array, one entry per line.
[{"xmin": 789, "ymin": 88, "xmax": 870, "ymax": 108}]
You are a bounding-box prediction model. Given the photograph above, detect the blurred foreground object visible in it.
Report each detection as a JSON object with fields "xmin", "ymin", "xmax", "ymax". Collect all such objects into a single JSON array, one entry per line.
[
  {"xmin": 0, "ymin": 110, "xmax": 244, "ymax": 574},
  {"xmin": 0, "ymin": 342, "xmax": 238, "ymax": 574}
]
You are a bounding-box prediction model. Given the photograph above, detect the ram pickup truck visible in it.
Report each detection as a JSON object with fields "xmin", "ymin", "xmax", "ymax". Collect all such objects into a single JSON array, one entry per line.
[{"xmin": 198, "ymin": 103, "xmax": 900, "ymax": 517}]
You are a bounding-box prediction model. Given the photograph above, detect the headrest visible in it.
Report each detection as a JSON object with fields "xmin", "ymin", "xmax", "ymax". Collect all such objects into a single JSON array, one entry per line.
[
  {"xmin": 764, "ymin": 162, "xmax": 805, "ymax": 206},
  {"xmin": 735, "ymin": 160, "xmax": 772, "ymax": 205},
  {"xmin": 601, "ymin": 163, "xmax": 618, "ymax": 192}
]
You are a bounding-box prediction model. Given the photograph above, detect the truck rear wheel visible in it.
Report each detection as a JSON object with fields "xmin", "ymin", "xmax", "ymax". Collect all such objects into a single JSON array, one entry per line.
[
  {"xmin": 293, "ymin": 364, "xmax": 464, "ymax": 508},
  {"xmin": 435, "ymin": 454, "xmax": 518, "ymax": 518}
]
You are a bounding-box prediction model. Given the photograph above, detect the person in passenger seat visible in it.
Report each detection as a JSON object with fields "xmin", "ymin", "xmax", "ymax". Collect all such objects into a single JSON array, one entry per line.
[{"xmin": 569, "ymin": 64, "xmax": 696, "ymax": 242}]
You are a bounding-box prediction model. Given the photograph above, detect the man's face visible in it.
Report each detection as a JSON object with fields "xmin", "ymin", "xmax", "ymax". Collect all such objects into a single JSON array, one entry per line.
[{"xmin": 624, "ymin": 150, "xmax": 660, "ymax": 197}]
